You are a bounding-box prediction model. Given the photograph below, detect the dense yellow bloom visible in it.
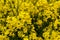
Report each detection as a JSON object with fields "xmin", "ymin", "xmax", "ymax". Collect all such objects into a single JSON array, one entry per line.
[
  {"xmin": 18, "ymin": 31, "xmax": 25, "ymax": 37},
  {"xmin": 43, "ymin": 31, "xmax": 50, "ymax": 39},
  {"xmin": 0, "ymin": 35, "xmax": 9, "ymax": 40},
  {"xmin": 29, "ymin": 32, "xmax": 37, "ymax": 40},
  {"xmin": 0, "ymin": 0, "xmax": 60, "ymax": 40},
  {"xmin": 37, "ymin": 20, "xmax": 42, "ymax": 25},
  {"xmin": 54, "ymin": 19, "xmax": 59, "ymax": 29},
  {"xmin": 23, "ymin": 36, "xmax": 28, "ymax": 40}
]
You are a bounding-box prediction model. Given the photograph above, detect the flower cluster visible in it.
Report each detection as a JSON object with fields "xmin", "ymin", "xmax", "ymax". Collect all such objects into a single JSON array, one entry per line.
[{"xmin": 0, "ymin": 0, "xmax": 60, "ymax": 40}]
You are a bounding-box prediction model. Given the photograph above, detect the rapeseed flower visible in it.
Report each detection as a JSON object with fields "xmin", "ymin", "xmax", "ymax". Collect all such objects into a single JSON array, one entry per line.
[{"xmin": 0, "ymin": 0, "xmax": 60, "ymax": 40}]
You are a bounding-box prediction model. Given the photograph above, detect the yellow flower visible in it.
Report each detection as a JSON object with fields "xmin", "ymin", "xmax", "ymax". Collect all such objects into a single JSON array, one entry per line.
[
  {"xmin": 23, "ymin": 27, "xmax": 28, "ymax": 33},
  {"xmin": 23, "ymin": 36, "xmax": 28, "ymax": 40},
  {"xmin": 51, "ymin": 30, "xmax": 57, "ymax": 38},
  {"xmin": 4, "ymin": 30, "xmax": 9, "ymax": 36},
  {"xmin": 0, "ymin": 35, "xmax": 5, "ymax": 40},
  {"xmin": 41, "ymin": 0, "xmax": 47, "ymax": 4},
  {"xmin": 37, "ymin": 37, "xmax": 43, "ymax": 40},
  {"xmin": 54, "ymin": 19, "xmax": 59, "ymax": 29},
  {"xmin": 50, "ymin": 30, "xmax": 59, "ymax": 40},
  {"xmin": 18, "ymin": 31, "xmax": 25, "ymax": 37},
  {"xmin": 29, "ymin": 32, "xmax": 37, "ymax": 40},
  {"xmin": 0, "ymin": 35, "xmax": 9, "ymax": 40},
  {"xmin": 43, "ymin": 31, "xmax": 49, "ymax": 39},
  {"xmin": 37, "ymin": 20, "xmax": 42, "ymax": 25}
]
